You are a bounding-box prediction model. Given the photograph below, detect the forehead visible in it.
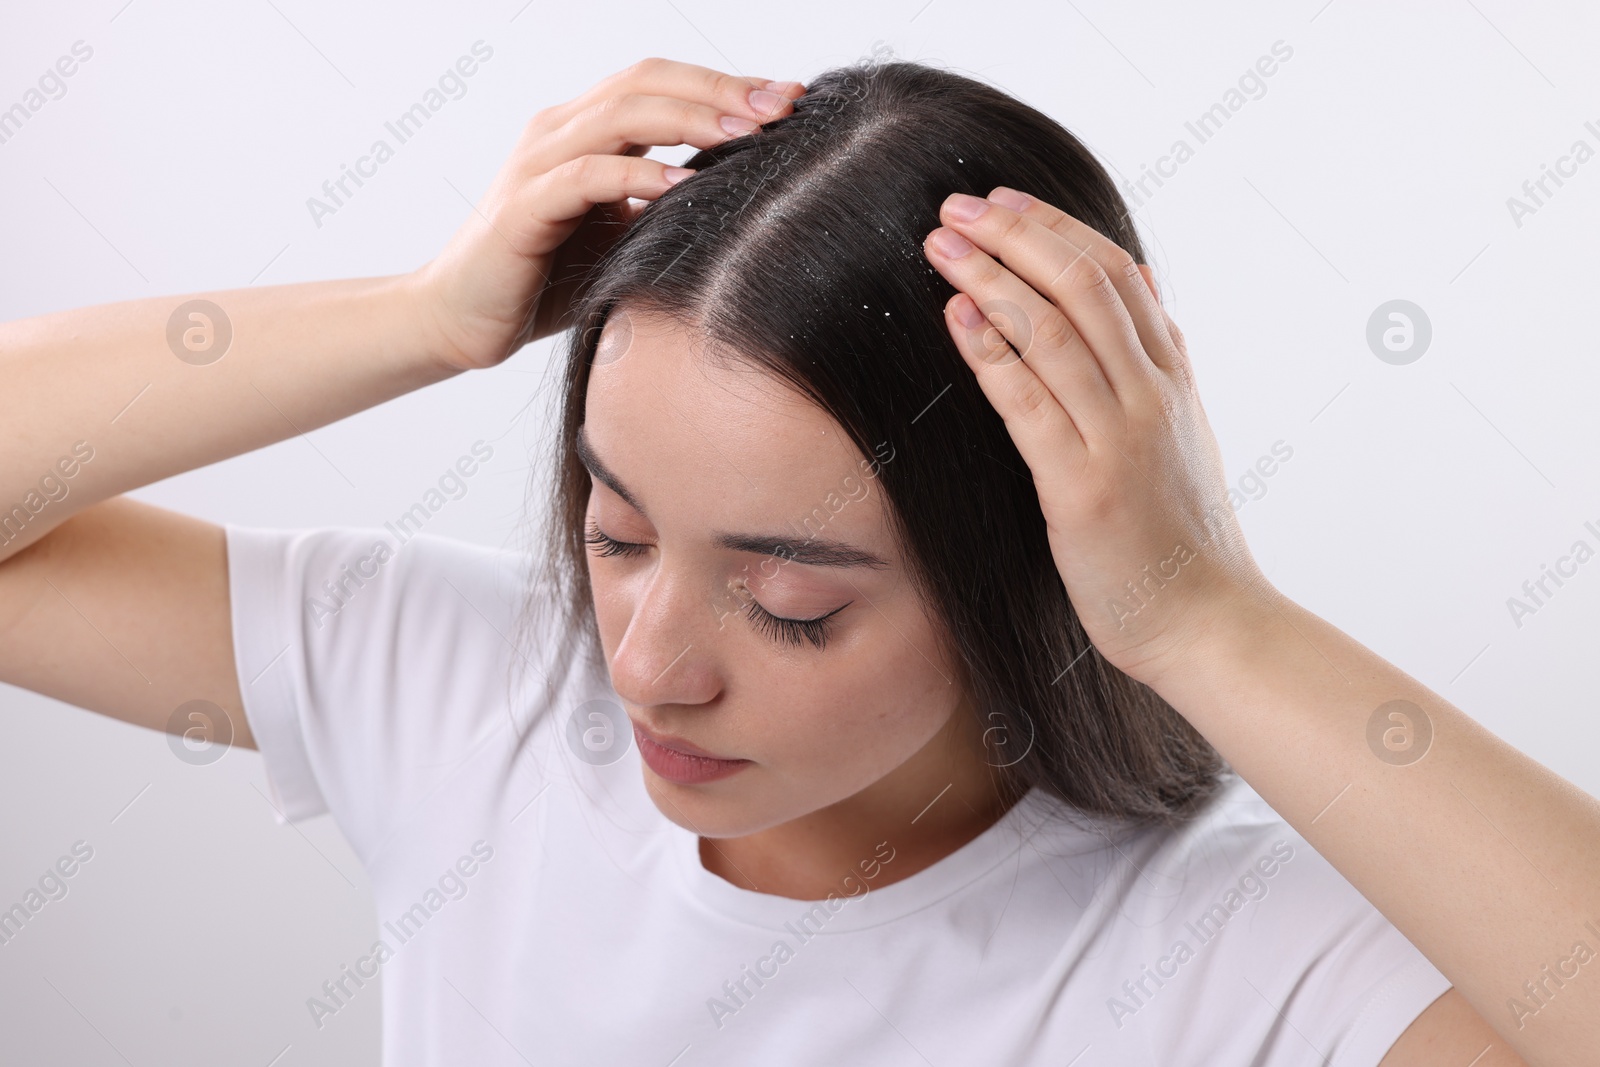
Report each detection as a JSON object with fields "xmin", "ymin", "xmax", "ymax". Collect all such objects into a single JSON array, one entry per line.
[{"xmin": 583, "ymin": 307, "xmax": 888, "ymax": 538}]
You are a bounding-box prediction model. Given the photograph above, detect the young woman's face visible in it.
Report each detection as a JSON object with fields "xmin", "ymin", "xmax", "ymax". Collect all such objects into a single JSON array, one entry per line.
[{"xmin": 580, "ymin": 306, "xmax": 976, "ymax": 838}]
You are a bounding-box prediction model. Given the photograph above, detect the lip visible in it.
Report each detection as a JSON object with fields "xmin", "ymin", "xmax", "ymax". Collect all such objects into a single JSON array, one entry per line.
[{"xmin": 632, "ymin": 720, "xmax": 751, "ymax": 785}]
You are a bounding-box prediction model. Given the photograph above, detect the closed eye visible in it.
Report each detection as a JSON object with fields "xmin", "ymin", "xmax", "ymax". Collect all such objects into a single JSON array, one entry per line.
[
  {"xmin": 744, "ymin": 597, "xmax": 846, "ymax": 651},
  {"xmin": 584, "ymin": 518, "xmax": 846, "ymax": 651},
  {"xmin": 584, "ymin": 517, "xmax": 648, "ymax": 558}
]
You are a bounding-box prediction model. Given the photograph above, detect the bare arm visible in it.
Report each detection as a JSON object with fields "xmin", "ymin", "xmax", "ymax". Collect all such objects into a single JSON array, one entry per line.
[
  {"xmin": 0, "ymin": 273, "xmax": 451, "ymax": 566},
  {"xmin": 0, "ymin": 274, "xmax": 448, "ymax": 751},
  {"xmin": 0, "ymin": 497, "xmax": 255, "ymax": 748},
  {"xmin": 1156, "ymin": 590, "xmax": 1598, "ymax": 1066},
  {"xmin": 921, "ymin": 186, "xmax": 1596, "ymax": 1065},
  {"xmin": 0, "ymin": 58, "xmax": 802, "ymax": 746}
]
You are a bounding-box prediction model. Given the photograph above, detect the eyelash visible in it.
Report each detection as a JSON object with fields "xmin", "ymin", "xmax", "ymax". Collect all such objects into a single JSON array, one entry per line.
[
  {"xmin": 583, "ymin": 518, "xmax": 843, "ymax": 651},
  {"xmin": 583, "ymin": 518, "xmax": 645, "ymax": 559}
]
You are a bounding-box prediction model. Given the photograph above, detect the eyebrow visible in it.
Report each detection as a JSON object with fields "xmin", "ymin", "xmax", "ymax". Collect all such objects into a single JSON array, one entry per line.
[{"xmin": 575, "ymin": 424, "xmax": 891, "ymax": 571}]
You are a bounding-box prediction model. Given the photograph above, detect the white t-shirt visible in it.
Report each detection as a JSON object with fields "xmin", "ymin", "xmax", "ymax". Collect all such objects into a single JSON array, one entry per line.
[{"xmin": 226, "ymin": 523, "xmax": 1453, "ymax": 1066}]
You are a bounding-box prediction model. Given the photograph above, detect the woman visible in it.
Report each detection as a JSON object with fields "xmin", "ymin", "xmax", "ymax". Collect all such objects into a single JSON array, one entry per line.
[{"xmin": 1, "ymin": 57, "xmax": 1594, "ymax": 1065}]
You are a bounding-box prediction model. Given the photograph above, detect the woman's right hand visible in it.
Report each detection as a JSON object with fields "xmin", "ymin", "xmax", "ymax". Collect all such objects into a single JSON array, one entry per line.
[
  {"xmin": 0, "ymin": 62, "xmax": 808, "ymax": 749},
  {"xmin": 411, "ymin": 58, "xmax": 803, "ymax": 372}
]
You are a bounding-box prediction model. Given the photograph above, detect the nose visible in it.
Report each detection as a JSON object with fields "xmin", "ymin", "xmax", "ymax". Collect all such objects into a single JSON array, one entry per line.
[{"xmin": 604, "ymin": 565, "xmax": 723, "ymax": 710}]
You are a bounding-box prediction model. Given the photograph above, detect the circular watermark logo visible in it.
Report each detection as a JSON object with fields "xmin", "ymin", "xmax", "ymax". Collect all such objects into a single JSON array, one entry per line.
[
  {"xmin": 166, "ymin": 299, "xmax": 233, "ymax": 366},
  {"xmin": 564, "ymin": 698, "xmax": 633, "ymax": 766},
  {"xmin": 591, "ymin": 307, "xmax": 635, "ymax": 368},
  {"xmin": 980, "ymin": 703, "xmax": 1036, "ymax": 769},
  {"xmin": 1365, "ymin": 300, "xmax": 1431, "ymax": 365},
  {"xmin": 167, "ymin": 699, "xmax": 234, "ymax": 765},
  {"xmin": 1365, "ymin": 698, "xmax": 1432, "ymax": 766},
  {"xmin": 970, "ymin": 297, "xmax": 1036, "ymax": 366}
]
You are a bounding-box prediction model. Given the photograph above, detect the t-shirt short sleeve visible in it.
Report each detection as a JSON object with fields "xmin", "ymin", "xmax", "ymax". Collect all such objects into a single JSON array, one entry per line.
[
  {"xmin": 1309, "ymin": 915, "xmax": 1454, "ymax": 1066},
  {"xmin": 1269, "ymin": 825, "xmax": 1455, "ymax": 1066},
  {"xmin": 224, "ymin": 524, "xmax": 561, "ymax": 865},
  {"xmin": 1113, "ymin": 776, "xmax": 1454, "ymax": 1066}
]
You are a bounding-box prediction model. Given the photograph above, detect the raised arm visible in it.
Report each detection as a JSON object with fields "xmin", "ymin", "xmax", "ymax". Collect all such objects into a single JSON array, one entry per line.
[
  {"xmin": 0, "ymin": 58, "xmax": 804, "ymax": 749},
  {"xmin": 922, "ymin": 185, "xmax": 1598, "ymax": 1065},
  {"xmin": 0, "ymin": 272, "xmax": 448, "ymax": 750},
  {"xmin": 0, "ymin": 274, "xmax": 449, "ymax": 565}
]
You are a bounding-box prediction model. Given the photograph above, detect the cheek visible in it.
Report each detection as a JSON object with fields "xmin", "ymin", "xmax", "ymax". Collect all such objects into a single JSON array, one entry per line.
[
  {"xmin": 593, "ymin": 590, "xmax": 637, "ymax": 669},
  {"xmin": 585, "ymin": 557, "xmax": 629, "ymax": 660},
  {"xmin": 584, "ymin": 502, "xmax": 634, "ymax": 656},
  {"xmin": 772, "ymin": 625, "xmax": 958, "ymax": 773}
]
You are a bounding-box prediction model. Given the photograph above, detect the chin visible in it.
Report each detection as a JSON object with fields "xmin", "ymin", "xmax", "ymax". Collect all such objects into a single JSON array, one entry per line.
[{"xmin": 640, "ymin": 770, "xmax": 797, "ymax": 838}]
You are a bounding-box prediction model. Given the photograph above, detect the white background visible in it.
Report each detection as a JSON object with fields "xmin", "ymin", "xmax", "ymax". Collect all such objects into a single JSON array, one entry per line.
[{"xmin": 2, "ymin": 1, "xmax": 1597, "ymax": 1063}]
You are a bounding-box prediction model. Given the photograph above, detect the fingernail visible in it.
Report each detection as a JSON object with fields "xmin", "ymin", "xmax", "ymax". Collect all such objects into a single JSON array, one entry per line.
[
  {"xmin": 721, "ymin": 114, "xmax": 759, "ymax": 135},
  {"xmin": 747, "ymin": 89, "xmax": 785, "ymax": 117},
  {"xmin": 988, "ymin": 187, "xmax": 1031, "ymax": 211},
  {"xmin": 944, "ymin": 193, "xmax": 990, "ymax": 222},
  {"xmin": 954, "ymin": 297, "xmax": 986, "ymax": 329},
  {"xmin": 664, "ymin": 167, "xmax": 694, "ymax": 184},
  {"xmin": 928, "ymin": 228, "xmax": 973, "ymax": 258},
  {"xmin": 765, "ymin": 80, "xmax": 805, "ymax": 95}
]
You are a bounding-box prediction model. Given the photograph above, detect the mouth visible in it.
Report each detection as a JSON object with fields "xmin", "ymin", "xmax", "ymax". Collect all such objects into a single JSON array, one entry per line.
[{"xmin": 631, "ymin": 720, "xmax": 751, "ymax": 785}]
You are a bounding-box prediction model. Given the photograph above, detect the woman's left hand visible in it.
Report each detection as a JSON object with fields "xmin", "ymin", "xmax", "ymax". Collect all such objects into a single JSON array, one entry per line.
[
  {"xmin": 923, "ymin": 188, "xmax": 1273, "ymax": 689},
  {"xmin": 925, "ymin": 192, "xmax": 1600, "ymax": 1067}
]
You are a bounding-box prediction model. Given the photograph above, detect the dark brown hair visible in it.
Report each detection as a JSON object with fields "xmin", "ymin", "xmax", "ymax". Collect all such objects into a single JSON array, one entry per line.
[{"xmin": 524, "ymin": 59, "xmax": 1227, "ymax": 829}]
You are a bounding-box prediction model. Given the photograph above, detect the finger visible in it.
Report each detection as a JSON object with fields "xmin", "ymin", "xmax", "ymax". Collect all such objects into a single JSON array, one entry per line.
[
  {"xmin": 936, "ymin": 193, "xmax": 1162, "ymax": 405},
  {"xmin": 609, "ymin": 148, "xmax": 651, "ymax": 222},
  {"xmin": 988, "ymin": 187, "xmax": 1183, "ymax": 375},
  {"xmin": 543, "ymin": 57, "xmax": 800, "ymax": 137},
  {"xmin": 1136, "ymin": 263, "xmax": 1160, "ymax": 304},
  {"xmin": 514, "ymin": 154, "xmax": 694, "ymax": 255},
  {"xmin": 599, "ymin": 59, "xmax": 805, "ymax": 119},
  {"xmin": 757, "ymin": 79, "xmax": 808, "ymax": 101},
  {"xmin": 1138, "ymin": 266, "xmax": 1193, "ymax": 373},
  {"xmin": 923, "ymin": 224, "xmax": 1122, "ymax": 432},
  {"xmin": 941, "ymin": 291, "xmax": 1091, "ymax": 474},
  {"xmin": 619, "ymin": 197, "xmax": 648, "ymax": 221},
  {"xmin": 526, "ymin": 93, "xmax": 767, "ymax": 174}
]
